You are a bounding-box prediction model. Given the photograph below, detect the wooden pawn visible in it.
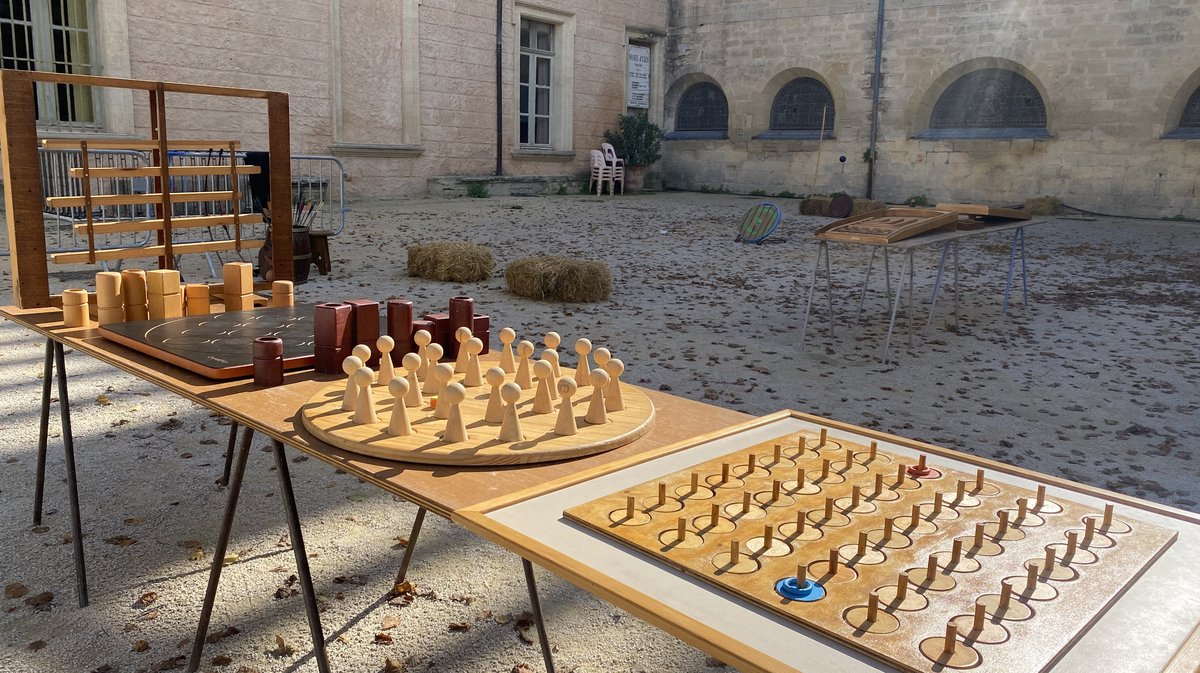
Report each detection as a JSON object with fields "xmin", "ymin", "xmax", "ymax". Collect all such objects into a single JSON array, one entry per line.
[
  {"xmin": 441, "ymin": 383, "xmax": 469, "ymax": 443},
  {"xmin": 386, "ymin": 378, "xmax": 413, "ymax": 436},
  {"xmin": 553, "ymin": 378, "xmax": 579, "ymax": 436},
  {"xmin": 497, "ymin": 383, "xmax": 524, "ymax": 442},
  {"xmin": 498, "ymin": 327, "xmax": 517, "ymax": 373},
  {"xmin": 401, "ymin": 353, "xmax": 424, "ymax": 407},
  {"xmin": 463, "ymin": 337, "xmax": 485, "ymax": 387},
  {"xmin": 352, "ymin": 367, "xmax": 377, "ymax": 424},
  {"xmin": 584, "ymin": 368, "xmax": 610, "ymax": 425},
  {"xmin": 484, "ymin": 367, "xmax": 507, "ymax": 423}
]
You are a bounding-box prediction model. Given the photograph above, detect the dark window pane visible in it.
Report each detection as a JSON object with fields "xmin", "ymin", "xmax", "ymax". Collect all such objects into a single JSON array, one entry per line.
[
  {"xmin": 770, "ymin": 77, "xmax": 834, "ymax": 130},
  {"xmin": 520, "ymin": 20, "xmax": 530, "ymax": 48},
  {"xmin": 535, "ymin": 57, "xmax": 549, "ymax": 86},
  {"xmin": 520, "ymin": 114, "xmax": 529, "ymax": 143},
  {"xmin": 535, "ymin": 117, "xmax": 549, "ymax": 144},
  {"xmin": 1180, "ymin": 87, "xmax": 1200, "ymax": 128},
  {"xmin": 520, "ymin": 54, "xmax": 529, "ymax": 84},
  {"xmin": 535, "ymin": 87, "xmax": 549, "ymax": 115},
  {"xmin": 519, "ymin": 85, "xmax": 529, "ymax": 114},
  {"xmin": 536, "ymin": 25, "xmax": 551, "ymax": 51},
  {"xmin": 675, "ymin": 82, "xmax": 728, "ymax": 132},
  {"xmin": 930, "ymin": 68, "xmax": 1046, "ymax": 129}
]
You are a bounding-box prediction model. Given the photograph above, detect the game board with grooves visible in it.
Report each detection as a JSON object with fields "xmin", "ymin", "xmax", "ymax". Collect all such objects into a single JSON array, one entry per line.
[{"xmin": 564, "ymin": 430, "xmax": 1177, "ymax": 673}]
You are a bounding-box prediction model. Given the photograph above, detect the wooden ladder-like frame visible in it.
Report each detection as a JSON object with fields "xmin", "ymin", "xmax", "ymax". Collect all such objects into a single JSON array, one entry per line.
[{"xmin": 0, "ymin": 70, "xmax": 294, "ymax": 309}]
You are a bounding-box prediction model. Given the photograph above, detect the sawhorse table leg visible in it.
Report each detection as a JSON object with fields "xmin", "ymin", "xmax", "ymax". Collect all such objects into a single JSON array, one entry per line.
[
  {"xmin": 188, "ymin": 436, "xmax": 331, "ymax": 673},
  {"xmin": 798, "ymin": 240, "xmax": 834, "ymax": 350},
  {"xmin": 32, "ymin": 338, "xmax": 89, "ymax": 607},
  {"xmin": 1002, "ymin": 226, "xmax": 1029, "ymax": 314},
  {"xmin": 882, "ymin": 251, "xmax": 912, "ymax": 364}
]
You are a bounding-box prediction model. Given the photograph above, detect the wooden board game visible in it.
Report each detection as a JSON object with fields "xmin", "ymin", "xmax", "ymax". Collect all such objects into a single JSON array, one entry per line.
[
  {"xmin": 300, "ymin": 335, "xmax": 654, "ymax": 466},
  {"xmin": 814, "ymin": 208, "xmax": 959, "ymax": 245},
  {"xmin": 564, "ymin": 429, "xmax": 1176, "ymax": 673},
  {"xmin": 100, "ymin": 305, "xmax": 316, "ymax": 379}
]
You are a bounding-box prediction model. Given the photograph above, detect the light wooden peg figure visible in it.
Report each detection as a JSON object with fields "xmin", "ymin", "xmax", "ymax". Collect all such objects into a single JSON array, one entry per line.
[
  {"xmin": 574, "ymin": 338, "xmax": 592, "ymax": 382},
  {"xmin": 515, "ymin": 340, "xmax": 536, "ymax": 389},
  {"xmin": 432, "ymin": 364, "xmax": 454, "ymax": 419},
  {"xmin": 497, "ymin": 382, "xmax": 524, "ymax": 442},
  {"xmin": 421, "ymin": 343, "xmax": 444, "ymax": 395},
  {"xmin": 531, "ymin": 359, "xmax": 555, "ymax": 414},
  {"xmin": 352, "ymin": 367, "xmax": 377, "ymax": 424},
  {"xmin": 463, "ymin": 337, "xmax": 484, "ymax": 387},
  {"xmin": 453, "ymin": 326, "xmax": 473, "ymax": 373},
  {"xmin": 585, "ymin": 368, "xmax": 610, "ymax": 425},
  {"xmin": 386, "ymin": 378, "xmax": 413, "ymax": 436},
  {"xmin": 401, "ymin": 353, "xmax": 424, "ymax": 407},
  {"xmin": 441, "ymin": 383, "xmax": 469, "ymax": 443},
  {"xmin": 604, "ymin": 358, "xmax": 625, "ymax": 412},
  {"xmin": 553, "ymin": 378, "xmax": 579, "ymax": 436},
  {"xmin": 485, "ymin": 368, "xmax": 507, "ymax": 423},
  {"xmin": 413, "ymin": 329, "xmax": 433, "ymax": 380},
  {"xmin": 543, "ymin": 331, "xmax": 562, "ymax": 378},
  {"xmin": 377, "ymin": 335, "xmax": 397, "ymax": 384},
  {"xmin": 592, "ymin": 347, "xmax": 611, "ymax": 379},
  {"xmin": 498, "ymin": 327, "xmax": 518, "ymax": 373},
  {"xmin": 352, "ymin": 344, "xmax": 372, "ymax": 376},
  {"xmin": 341, "ymin": 355, "xmax": 364, "ymax": 411}
]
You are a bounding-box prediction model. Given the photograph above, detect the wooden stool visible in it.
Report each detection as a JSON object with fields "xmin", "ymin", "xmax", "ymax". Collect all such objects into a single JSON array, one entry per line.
[{"xmin": 309, "ymin": 231, "xmax": 332, "ymax": 275}]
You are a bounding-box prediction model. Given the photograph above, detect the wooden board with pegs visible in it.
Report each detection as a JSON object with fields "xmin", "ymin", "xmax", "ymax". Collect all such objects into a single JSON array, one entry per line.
[
  {"xmin": 564, "ymin": 430, "xmax": 1176, "ymax": 673},
  {"xmin": 814, "ymin": 208, "xmax": 960, "ymax": 245}
]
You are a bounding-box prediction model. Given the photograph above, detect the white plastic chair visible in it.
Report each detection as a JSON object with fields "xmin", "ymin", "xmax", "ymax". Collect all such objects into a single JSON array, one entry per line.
[
  {"xmin": 588, "ymin": 150, "xmax": 614, "ymax": 195},
  {"xmin": 600, "ymin": 143, "xmax": 625, "ymax": 194}
]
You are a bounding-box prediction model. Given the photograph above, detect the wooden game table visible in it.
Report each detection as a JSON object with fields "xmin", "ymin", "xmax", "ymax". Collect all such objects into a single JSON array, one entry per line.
[{"xmin": 0, "ymin": 304, "xmax": 750, "ymax": 673}]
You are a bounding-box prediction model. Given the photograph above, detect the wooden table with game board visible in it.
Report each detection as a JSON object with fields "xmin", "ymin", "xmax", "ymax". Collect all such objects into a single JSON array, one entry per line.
[{"xmin": 5, "ymin": 305, "xmax": 1200, "ymax": 673}]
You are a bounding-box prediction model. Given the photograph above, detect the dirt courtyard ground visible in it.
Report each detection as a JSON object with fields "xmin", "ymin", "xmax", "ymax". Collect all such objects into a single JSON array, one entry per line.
[{"xmin": 0, "ymin": 192, "xmax": 1197, "ymax": 672}]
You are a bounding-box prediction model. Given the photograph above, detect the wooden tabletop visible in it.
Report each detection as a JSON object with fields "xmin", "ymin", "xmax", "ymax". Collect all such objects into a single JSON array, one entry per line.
[
  {"xmin": 811, "ymin": 217, "xmax": 1038, "ymax": 251},
  {"xmin": 0, "ymin": 305, "xmax": 750, "ymax": 518}
]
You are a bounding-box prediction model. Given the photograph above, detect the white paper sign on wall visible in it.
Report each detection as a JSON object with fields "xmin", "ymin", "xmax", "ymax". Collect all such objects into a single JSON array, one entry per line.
[{"xmin": 627, "ymin": 45, "xmax": 651, "ymax": 109}]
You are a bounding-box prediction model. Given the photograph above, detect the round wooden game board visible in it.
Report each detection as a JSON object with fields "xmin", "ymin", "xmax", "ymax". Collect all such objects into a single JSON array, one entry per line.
[{"xmin": 300, "ymin": 373, "xmax": 654, "ymax": 466}]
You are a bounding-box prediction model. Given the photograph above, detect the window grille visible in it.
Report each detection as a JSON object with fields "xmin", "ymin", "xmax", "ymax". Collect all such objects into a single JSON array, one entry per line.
[
  {"xmin": 930, "ymin": 68, "xmax": 1045, "ymax": 130},
  {"xmin": 770, "ymin": 78, "xmax": 834, "ymax": 130},
  {"xmin": 675, "ymin": 82, "xmax": 728, "ymax": 132},
  {"xmin": 519, "ymin": 18, "xmax": 554, "ymax": 146}
]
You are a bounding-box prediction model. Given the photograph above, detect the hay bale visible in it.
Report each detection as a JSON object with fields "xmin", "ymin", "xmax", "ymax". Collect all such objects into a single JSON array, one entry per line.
[
  {"xmin": 407, "ymin": 242, "xmax": 494, "ymax": 282},
  {"xmin": 851, "ymin": 198, "xmax": 885, "ymax": 216},
  {"xmin": 1025, "ymin": 196, "xmax": 1062, "ymax": 216},
  {"xmin": 799, "ymin": 196, "xmax": 831, "ymax": 216},
  {"xmin": 506, "ymin": 256, "xmax": 612, "ymax": 303}
]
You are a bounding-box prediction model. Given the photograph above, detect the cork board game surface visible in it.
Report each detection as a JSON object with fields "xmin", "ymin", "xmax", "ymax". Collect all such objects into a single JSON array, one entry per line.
[{"xmin": 564, "ymin": 429, "xmax": 1176, "ymax": 673}]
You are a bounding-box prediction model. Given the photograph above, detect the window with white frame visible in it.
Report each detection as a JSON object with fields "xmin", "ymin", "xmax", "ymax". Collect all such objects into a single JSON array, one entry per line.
[
  {"xmin": 1, "ymin": 0, "xmax": 97, "ymax": 129},
  {"xmin": 519, "ymin": 18, "xmax": 554, "ymax": 147}
]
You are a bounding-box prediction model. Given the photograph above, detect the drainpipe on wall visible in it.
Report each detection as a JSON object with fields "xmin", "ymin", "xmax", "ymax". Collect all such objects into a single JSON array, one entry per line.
[
  {"xmin": 866, "ymin": 0, "xmax": 885, "ymax": 199},
  {"xmin": 495, "ymin": 0, "xmax": 504, "ymax": 176}
]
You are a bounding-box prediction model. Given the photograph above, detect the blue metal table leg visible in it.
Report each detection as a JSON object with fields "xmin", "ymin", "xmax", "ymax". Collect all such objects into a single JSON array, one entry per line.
[
  {"xmin": 1003, "ymin": 228, "xmax": 1020, "ymax": 314},
  {"xmin": 925, "ymin": 241, "xmax": 950, "ymax": 334},
  {"xmin": 953, "ymin": 240, "xmax": 960, "ymax": 329},
  {"xmin": 1019, "ymin": 227, "xmax": 1030, "ymax": 308},
  {"xmin": 798, "ymin": 241, "xmax": 825, "ymax": 350},
  {"xmin": 907, "ymin": 250, "xmax": 915, "ymax": 347},
  {"xmin": 824, "ymin": 242, "xmax": 835, "ymax": 337},
  {"xmin": 855, "ymin": 247, "xmax": 877, "ymax": 323},
  {"xmin": 882, "ymin": 253, "xmax": 908, "ymax": 363}
]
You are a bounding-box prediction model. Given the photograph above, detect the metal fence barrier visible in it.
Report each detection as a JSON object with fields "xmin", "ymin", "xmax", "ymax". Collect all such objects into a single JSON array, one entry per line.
[{"xmin": 1, "ymin": 150, "xmax": 349, "ymax": 276}]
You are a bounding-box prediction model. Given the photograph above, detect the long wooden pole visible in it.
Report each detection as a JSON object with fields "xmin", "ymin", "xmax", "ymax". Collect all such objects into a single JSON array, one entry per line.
[{"xmin": 810, "ymin": 105, "xmax": 827, "ymax": 196}]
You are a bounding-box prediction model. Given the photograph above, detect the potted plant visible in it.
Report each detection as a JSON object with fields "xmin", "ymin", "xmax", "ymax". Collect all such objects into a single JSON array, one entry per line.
[{"xmin": 602, "ymin": 112, "xmax": 663, "ymax": 194}]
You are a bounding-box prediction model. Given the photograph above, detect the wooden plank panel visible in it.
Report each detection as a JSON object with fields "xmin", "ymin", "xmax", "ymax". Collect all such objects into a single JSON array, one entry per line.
[
  {"xmin": 0, "ymin": 70, "xmax": 51, "ymax": 307},
  {"xmin": 71, "ymin": 214, "xmax": 264, "ymax": 235},
  {"xmin": 50, "ymin": 239, "xmax": 264, "ymax": 264},
  {"xmin": 68, "ymin": 165, "xmax": 261, "ymax": 178},
  {"xmin": 266, "ymin": 92, "xmax": 294, "ymax": 281},
  {"xmin": 46, "ymin": 190, "xmax": 234, "ymax": 208}
]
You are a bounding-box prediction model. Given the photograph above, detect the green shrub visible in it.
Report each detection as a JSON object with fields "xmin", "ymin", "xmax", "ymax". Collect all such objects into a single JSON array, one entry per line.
[{"xmin": 466, "ymin": 182, "xmax": 489, "ymax": 198}]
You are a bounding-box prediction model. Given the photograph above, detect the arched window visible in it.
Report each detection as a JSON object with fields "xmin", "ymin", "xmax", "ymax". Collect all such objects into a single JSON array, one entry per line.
[
  {"xmin": 669, "ymin": 82, "xmax": 728, "ymax": 139},
  {"xmin": 916, "ymin": 68, "xmax": 1049, "ymax": 139},
  {"xmin": 755, "ymin": 77, "xmax": 834, "ymax": 140},
  {"xmin": 1165, "ymin": 86, "xmax": 1200, "ymax": 138}
]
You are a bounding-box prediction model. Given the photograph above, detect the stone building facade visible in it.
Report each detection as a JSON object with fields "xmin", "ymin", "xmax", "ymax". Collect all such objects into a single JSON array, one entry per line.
[
  {"xmin": 660, "ymin": 0, "xmax": 1200, "ymax": 217},
  {"xmin": 5, "ymin": 0, "xmax": 1198, "ymax": 215}
]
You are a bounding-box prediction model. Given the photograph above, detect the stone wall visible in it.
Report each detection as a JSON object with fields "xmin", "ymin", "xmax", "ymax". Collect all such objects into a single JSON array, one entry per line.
[
  {"xmin": 118, "ymin": 0, "xmax": 668, "ymax": 198},
  {"xmin": 660, "ymin": 0, "xmax": 1200, "ymax": 217}
]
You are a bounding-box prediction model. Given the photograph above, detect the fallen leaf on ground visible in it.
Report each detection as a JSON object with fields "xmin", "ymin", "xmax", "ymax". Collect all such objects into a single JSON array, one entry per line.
[
  {"xmin": 381, "ymin": 615, "xmax": 400, "ymax": 630},
  {"xmin": 272, "ymin": 634, "xmax": 294, "ymax": 656},
  {"xmin": 123, "ymin": 517, "xmax": 144, "ymax": 526},
  {"xmin": 373, "ymin": 632, "xmax": 393, "ymax": 645},
  {"xmin": 148, "ymin": 655, "xmax": 186, "ymax": 670},
  {"xmin": 190, "ymin": 548, "xmax": 206, "ymax": 561},
  {"xmin": 392, "ymin": 536, "xmax": 408, "ymax": 548},
  {"xmin": 61, "ymin": 534, "xmax": 72, "ymax": 544},
  {"xmin": 133, "ymin": 591, "xmax": 157, "ymax": 608},
  {"xmin": 24, "ymin": 591, "xmax": 53, "ymax": 608},
  {"xmin": 222, "ymin": 552, "xmax": 239, "ymax": 565},
  {"xmin": 105, "ymin": 535, "xmax": 138, "ymax": 547},
  {"xmin": 131, "ymin": 639, "xmax": 150, "ymax": 652},
  {"xmin": 4, "ymin": 582, "xmax": 29, "ymax": 599},
  {"xmin": 27, "ymin": 640, "xmax": 46, "ymax": 651},
  {"xmin": 383, "ymin": 656, "xmax": 409, "ymax": 672},
  {"xmin": 448, "ymin": 622, "xmax": 470, "ymax": 632},
  {"xmin": 493, "ymin": 613, "xmax": 513, "ymax": 625},
  {"xmin": 476, "ymin": 609, "xmax": 493, "ymax": 620},
  {"xmin": 511, "ymin": 665, "xmax": 535, "ymax": 673},
  {"xmin": 211, "ymin": 654, "xmax": 233, "ymax": 666},
  {"xmin": 31, "ymin": 526, "xmax": 48, "ymax": 534},
  {"xmin": 136, "ymin": 609, "xmax": 159, "ymax": 622},
  {"xmin": 157, "ymin": 418, "xmax": 183, "ymax": 431},
  {"xmin": 276, "ymin": 534, "xmax": 290, "ymax": 548},
  {"xmin": 450, "ymin": 594, "xmax": 473, "ymax": 605},
  {"xmin": 96, "ymin": 394, "xmax": 112, "ymax": 406},
  {"xmin": 205, "ymin": 625, "xmax": 240, "ymax": 643}
]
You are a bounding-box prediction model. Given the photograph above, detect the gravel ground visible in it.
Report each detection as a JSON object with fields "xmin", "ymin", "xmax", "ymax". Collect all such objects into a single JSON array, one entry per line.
[{"xmin": 0, "ymin": 192, "xmax": 1197, "ymax": 673}]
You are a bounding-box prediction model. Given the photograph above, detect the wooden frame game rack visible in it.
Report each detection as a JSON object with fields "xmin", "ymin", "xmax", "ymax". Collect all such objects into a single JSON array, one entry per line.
[{"xmin": 0, "ymin": 69, "xmax": 294, "ymax": 309}]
